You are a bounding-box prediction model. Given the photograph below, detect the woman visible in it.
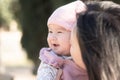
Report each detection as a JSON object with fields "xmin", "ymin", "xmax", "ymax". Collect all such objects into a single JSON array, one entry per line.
[{"xmin": 70, "ymin": 1, "xmax": 120, "ymax": 80}]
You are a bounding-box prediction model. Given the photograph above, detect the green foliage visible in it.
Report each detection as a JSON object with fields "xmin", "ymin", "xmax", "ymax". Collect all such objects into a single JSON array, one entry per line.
[
  {"xmin": 0, "ymin": 0, "xmax": 13, "ymax": 30},
  {"xmin": 51, "ymin": 0, "xmax": 73, "ymax": 9},
  {"xmin": 19, "ymin": 0, "xmax": 53, "ymax": 64},
  {"xmin": 9, "ymin": 0, "xmax": 22, "ymax": 30},
  {"xmin": 0, "ymin": 13, "xmax": 5, "ymax": 27}
]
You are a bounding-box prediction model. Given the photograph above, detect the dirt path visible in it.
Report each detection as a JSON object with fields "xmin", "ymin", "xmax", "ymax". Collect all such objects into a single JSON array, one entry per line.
[{"xmin": 0, "ymin": 30, "xmax": 36, "ymax": 80}]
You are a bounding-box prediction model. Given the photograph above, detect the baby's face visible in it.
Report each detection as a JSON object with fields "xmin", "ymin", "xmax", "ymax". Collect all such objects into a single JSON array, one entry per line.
[
  {"xmin": 47, "ymin": 24, "xmax": 71, "ymax": 56},
  {"xmin": 70, "ymin": 26, "xmax": 86, "ymax": 70}
]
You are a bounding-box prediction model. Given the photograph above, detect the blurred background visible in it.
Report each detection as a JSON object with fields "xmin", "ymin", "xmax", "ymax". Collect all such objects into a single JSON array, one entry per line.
[{"xmin": 0, "ymin": 0, "xmax": 119, "ymax": 80}]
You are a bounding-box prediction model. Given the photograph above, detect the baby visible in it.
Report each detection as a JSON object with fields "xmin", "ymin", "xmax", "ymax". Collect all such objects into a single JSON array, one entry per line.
[{"xmin": 36, "ymin": 0, "xmax": 87, "ymax": 80}]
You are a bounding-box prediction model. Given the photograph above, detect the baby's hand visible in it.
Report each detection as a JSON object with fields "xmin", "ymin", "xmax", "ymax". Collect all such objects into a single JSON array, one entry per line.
[
  {"xmin": 39, "ymin": 48, "xmax": 64, "ymax": 68},
  {"xmin": 39, "ymin": 47, "xmax": 51, "ymax": 62}
]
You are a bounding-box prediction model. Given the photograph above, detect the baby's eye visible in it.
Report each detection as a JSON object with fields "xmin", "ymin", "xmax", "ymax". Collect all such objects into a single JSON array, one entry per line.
[
  {"xmin": 48, "ymin": 30, "xmax": 53, "ymax": 33},
  {"xmin": 57, "ymin": 31, "xmax": 62, "ymax": 33}
]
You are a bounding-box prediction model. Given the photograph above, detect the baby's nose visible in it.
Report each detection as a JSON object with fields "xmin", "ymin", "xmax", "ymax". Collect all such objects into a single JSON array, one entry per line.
[{"xmin": 51, "ymin": 34, "xmax": 57, "ymax": 40}]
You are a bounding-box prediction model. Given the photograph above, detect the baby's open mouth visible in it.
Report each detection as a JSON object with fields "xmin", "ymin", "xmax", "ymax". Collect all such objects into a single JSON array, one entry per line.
[{"xmin": 53, "ymin": 44, "xmax": 59, "ymax": 47}]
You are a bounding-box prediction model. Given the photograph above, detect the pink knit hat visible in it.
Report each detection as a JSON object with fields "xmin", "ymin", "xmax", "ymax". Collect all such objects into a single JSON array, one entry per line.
[{"xmin": 47, "ymin": 0, "xmax": 87, "ymax": 31}]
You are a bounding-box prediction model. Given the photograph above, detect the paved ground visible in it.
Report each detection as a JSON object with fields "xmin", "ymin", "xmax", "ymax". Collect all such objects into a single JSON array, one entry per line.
[{"xmin": 0, "ymin": 30, "xmax": 36, "ymax": 80}]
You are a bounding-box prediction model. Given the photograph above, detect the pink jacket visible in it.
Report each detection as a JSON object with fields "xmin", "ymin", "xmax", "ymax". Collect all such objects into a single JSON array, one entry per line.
[{"xmin": 39, "ymin": 48, "xmax": 88, "ymax": 80}]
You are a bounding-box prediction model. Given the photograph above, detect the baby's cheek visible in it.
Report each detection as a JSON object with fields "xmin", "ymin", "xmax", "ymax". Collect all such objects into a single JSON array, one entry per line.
[
  {"xmin": 47, "ymin": 37, "xmax": 51, "ymax": 46},
  {"xmin": 64, "ymin": 35, "xmax": 71, "ymax": 42}
]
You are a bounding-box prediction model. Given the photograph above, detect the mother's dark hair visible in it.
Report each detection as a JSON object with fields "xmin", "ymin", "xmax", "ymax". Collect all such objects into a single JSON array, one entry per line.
[{"xmin": 77, "ymin": 1, "xmax": 120, "ymax": 80}]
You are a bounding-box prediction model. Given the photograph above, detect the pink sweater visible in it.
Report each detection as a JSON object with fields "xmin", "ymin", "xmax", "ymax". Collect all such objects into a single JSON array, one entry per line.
[{"xmin": 39, "ymin": 48, "xmax": 88, "ymax": 80}]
